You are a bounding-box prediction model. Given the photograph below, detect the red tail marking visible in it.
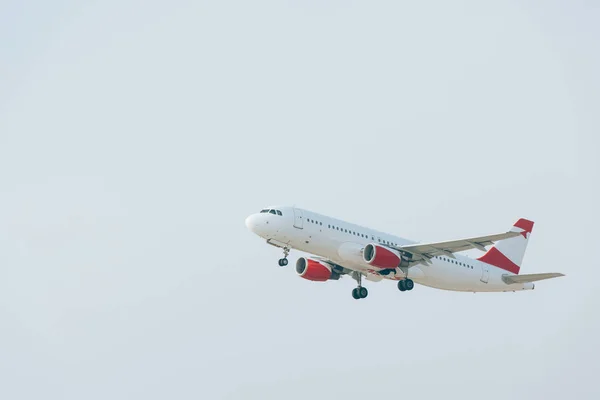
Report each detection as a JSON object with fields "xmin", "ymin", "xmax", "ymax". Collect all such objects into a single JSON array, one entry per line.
[
  {"xmin": 514, "ymin": 218, "xmax": 534, "ymax": 238},
  {"xmin": 477, "ymin": 247, "xmax": 521, "ymax": 274}
]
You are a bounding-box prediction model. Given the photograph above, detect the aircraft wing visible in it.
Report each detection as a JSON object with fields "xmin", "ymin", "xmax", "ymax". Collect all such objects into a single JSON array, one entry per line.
[{"xmin": 396, "ymin": 231, "xmax": 521, "ymax": 265}]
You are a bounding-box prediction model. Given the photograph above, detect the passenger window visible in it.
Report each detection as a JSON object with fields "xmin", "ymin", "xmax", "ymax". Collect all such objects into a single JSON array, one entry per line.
[{"xmin": 269, "ymin": 210, "xmax": 276, "ymax": 214}]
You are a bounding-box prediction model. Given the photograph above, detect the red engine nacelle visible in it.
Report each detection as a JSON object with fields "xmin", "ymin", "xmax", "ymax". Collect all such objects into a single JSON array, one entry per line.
[
  {"xmin": 363, "ymin": 243, "xmax": 403, "ymax": 269},
  {"xmin": 296, "ymin": 257, "xmax": 338, "ymax": 282}
]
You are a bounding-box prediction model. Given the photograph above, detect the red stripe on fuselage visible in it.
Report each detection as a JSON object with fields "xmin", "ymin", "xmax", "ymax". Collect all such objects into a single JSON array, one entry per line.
[{"xmin": 477, "ymin": 247, "xmax": 521, "ymax": 274}]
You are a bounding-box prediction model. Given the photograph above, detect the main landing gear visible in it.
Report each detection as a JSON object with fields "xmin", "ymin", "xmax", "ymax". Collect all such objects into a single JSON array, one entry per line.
[
  {"xmin": 278, "ymin": 247, "xmax": 290, "ymax": 267},
  {"xmin": 398, "ymin": 279, "xmax": 415, "ymax": 292},
  {"xmin": 351, "ymin": 272, "xmax": 368, "ymax": 300}
]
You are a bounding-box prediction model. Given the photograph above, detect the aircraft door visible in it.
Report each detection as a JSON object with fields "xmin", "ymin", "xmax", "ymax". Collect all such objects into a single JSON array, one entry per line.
[
  {"xmin": 480, "ymin": 264, "xmax": 489, "ymax": 283},
  {"xmin": 293, "ymin": 208, "xmax": 303, "ymax": 229}
]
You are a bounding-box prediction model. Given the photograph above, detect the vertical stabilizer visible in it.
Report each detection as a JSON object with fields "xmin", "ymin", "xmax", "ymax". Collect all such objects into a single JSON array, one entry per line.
[{"xmin": 477, "ymin": 219, "xmax": 534, "ymax": 274}]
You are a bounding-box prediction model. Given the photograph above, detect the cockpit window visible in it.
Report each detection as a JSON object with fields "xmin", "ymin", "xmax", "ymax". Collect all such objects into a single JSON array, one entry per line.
[
  {"xmin": 269, "ymin": 210, "xmax": 276, "ymax": 215},
  {"xmin": 260, "ymin": 209, "xmax": 269, "ymax": 213},
  {"xmin": 276, "ymin": 210, "xmax": 282, "ymax": 216}
]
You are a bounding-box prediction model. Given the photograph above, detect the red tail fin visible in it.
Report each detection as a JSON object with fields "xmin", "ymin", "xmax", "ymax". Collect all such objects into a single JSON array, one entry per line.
[{"xmin": 477, "ymin": 218, "xmax": 534, "ymax": 274}]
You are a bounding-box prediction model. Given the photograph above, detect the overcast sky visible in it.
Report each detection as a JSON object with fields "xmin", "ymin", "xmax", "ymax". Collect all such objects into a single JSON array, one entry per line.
[{"xmin": 1, "ymin": 1, "xmax": 599, "ymax": 399}]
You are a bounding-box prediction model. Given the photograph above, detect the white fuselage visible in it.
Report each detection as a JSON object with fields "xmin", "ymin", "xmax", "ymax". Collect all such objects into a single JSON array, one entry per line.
[{"xmin": 245, "ymin": 206, "xmax": 534, "ymax": 293}]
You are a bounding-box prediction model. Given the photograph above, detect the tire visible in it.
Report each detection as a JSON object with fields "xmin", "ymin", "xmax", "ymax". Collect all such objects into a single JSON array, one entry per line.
[
  {"xmin": 281, "ymin": 258, "xmax": 288, "ymax": 266},
  {"xmin": 358, "ymin": 287, "xmax": 368, "ymax": 299},
  {"xmin": 398, "ymin": 280, "xmax": 406, "ymax": 291},
  {"xmin": 404, "ymin": 279, "xmax": 414, "ymax": 291},
  {"xmin": 352, "ymin": 288, "xmax": 360, "ymax": 299}
]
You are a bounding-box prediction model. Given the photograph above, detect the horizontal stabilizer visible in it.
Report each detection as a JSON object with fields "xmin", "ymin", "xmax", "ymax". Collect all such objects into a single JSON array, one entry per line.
[{"xmin": 502, "ymin": 273, "xmax": 565, "ymax": 284}]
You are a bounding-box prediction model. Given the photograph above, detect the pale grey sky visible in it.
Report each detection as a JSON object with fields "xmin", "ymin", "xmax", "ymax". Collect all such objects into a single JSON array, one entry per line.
[{"xmin": 1, "ymin": 1, "xmax": 599, "ymax": 399}]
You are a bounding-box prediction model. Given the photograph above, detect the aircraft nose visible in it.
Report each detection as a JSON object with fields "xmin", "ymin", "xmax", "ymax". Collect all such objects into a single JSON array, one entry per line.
[{"xmin": 245, "ymin": 214, "xmax": 258, "ymax": 232}]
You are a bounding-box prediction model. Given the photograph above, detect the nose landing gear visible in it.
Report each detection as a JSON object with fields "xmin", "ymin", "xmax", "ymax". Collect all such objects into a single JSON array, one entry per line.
[{"xmin": 278, "ymin": 247, "xmax": 290, "ymax": 267}]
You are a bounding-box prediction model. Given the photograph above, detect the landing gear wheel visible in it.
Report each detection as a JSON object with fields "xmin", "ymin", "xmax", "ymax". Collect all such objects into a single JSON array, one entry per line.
[
  {"xmin": 351, "ymin": 272, "xmax": 368, "ymax": 300},
  {"xmin": 398, "ymin": 280, "xmax": 407, "ymax": 292},
  {"xmin": 358, "ymin": 287, "xmax": 368, "ymax": 299},
  {"xmin": 404, "ymin": 279, "xmax": 414, "ymax": 291},
  {"xmin": 278, "ymin": 247, "xmax": 290, "ymax": 267}
]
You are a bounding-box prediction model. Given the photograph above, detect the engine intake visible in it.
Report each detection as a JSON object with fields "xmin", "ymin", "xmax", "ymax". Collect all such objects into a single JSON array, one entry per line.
[
  {"xmin": 363, "ymin": 243, "xmax": 407, "ymax": 269},
  {"xmin": 296, "ymin": 257, "xmax": 340, "ymax": 281}
]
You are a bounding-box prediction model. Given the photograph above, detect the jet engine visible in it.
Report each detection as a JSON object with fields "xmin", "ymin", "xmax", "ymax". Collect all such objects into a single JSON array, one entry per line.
[
  {"xmin": 363, "ymin": 243, "xmax": 408, "ymax": 269},
  {"xmin": 296, "ymin": 257, "xmax": 340, "ymax": 282}
]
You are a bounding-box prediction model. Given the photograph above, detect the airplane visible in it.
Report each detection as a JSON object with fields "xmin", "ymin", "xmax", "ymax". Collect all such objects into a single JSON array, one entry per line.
[{"xmin": 245, "ymin": 206, "xmax": 564, "ymax": 299}]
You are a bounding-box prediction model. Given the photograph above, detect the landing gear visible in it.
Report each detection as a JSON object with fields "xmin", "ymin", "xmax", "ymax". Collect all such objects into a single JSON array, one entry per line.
[
  {"xmin": 278, "ymin": 247, "xmax": 290, "ymax": 267},
  {"xmin": 351, "ymin": 272, "xmax": 368, "ymax": 299},
  {"xmin": 398, "ymin": 279, "xmax": 415, "ymax": 292},
  {"xmin": 352, "ymin": 287, "xmax": 368, "ymax": 299}
]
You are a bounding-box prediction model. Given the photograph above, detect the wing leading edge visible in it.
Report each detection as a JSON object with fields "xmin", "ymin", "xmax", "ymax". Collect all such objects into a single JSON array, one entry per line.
[{"xmin": 395, "ymin": 231, "xmax": 522, "ymax": 265}]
